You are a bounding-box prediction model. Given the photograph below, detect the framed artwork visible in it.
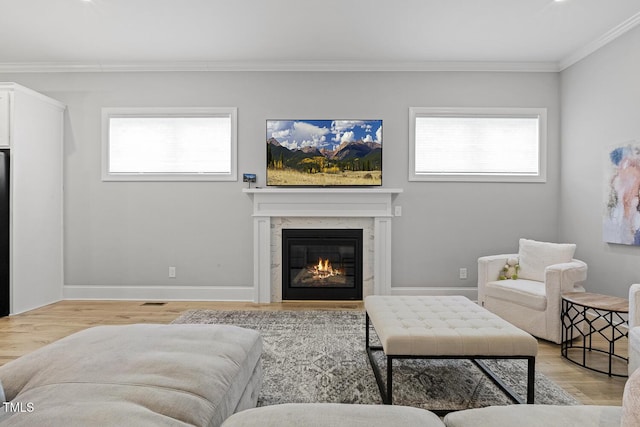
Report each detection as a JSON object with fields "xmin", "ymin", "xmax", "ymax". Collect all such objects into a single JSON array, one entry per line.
[{"xmin": 603, "ymin": 143, "xmax": 640, "ymax": 245}]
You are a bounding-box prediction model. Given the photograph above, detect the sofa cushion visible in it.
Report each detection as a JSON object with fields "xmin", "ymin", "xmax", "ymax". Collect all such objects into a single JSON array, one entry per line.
[
  {"xmin": 222, "ymin": 403, "xmax": 446, "ymax": 427},
  {"xmin": 622, "ymin": 366, "xmax": 640, "ymax": 427},
  {"xmin": 629, "ymin": 327, "xmax": 640, "ymax": 375},
  {"xmin": 0, "ymin": 324, "xmax": 262, "ymax": 427},
  {"xmin": 443, "ymin": 404, "xmax": 621, "ymax": 427},
  {"xmin": 0, "ymin": 380, "xmax": 7, "ymax": 423},
  {"xmin": 518, "ymin": 238, "xmax": 576, "ymax": 282},
  {"xmin": 484, "ymin": 279, "xmax": 547, "ymax": 311}
]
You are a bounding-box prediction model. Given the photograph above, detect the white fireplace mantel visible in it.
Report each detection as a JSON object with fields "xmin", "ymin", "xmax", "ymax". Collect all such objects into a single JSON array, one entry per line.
[{"xmin": 244, "ymin": 188, "xmax": 403, "ymax": 303}]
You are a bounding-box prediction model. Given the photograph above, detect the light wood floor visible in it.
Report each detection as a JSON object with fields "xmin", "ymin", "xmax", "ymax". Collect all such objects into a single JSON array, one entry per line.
[{"xmin": 0, "ymin": 300, "xmax": 628, "ymax": 406}]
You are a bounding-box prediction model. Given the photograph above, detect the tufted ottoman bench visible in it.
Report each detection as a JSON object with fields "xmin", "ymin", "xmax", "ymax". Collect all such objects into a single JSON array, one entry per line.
[{"xmin": 365, "ymin": 295, "xmax": 538, "ymax": 412}]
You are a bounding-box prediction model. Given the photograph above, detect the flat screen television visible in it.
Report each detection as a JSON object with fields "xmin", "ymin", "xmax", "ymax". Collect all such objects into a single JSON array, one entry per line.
[{"xmin": 266, "ymin": 119, "xmax": 382, "ymax": 187}]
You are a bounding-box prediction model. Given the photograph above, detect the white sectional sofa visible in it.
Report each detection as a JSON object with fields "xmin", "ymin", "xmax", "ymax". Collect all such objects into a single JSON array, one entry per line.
[{"xmin": 4, "ymin": 283, "xmax": 640, "ymax": 426}]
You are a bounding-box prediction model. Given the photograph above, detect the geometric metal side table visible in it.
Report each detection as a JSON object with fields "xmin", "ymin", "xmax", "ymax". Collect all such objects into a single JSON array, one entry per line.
[{"xmin": 561, "ymin": 291, "xmax": 628, "ymax": 377}]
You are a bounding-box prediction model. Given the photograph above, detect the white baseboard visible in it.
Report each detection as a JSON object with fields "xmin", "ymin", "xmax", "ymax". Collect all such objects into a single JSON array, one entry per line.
[
  {"xmin": 63, "ymin": 285, "xmax": 255, "ymax": 302},
  {"xmin": 62, "ymin": 285, "xmax": 479, "ymax": 304},
  {"xmin": 390, "ymin": 286, "xmax": 478, "ymax": 302}
]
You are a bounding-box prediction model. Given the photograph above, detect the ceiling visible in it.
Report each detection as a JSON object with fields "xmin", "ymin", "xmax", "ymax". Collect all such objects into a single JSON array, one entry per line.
[{"xmin": 1, "ymin": 0, "xmax": 640, "ymax": 73}]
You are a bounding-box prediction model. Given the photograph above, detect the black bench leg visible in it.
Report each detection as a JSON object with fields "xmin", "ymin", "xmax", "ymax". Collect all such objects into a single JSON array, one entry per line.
[
  {"xmin": 365, "ymin": 312, "xmax": 370, "ymax": 349},
  {"xmin": 527, "ymin": 356, "xmax": 535, "ymax": 404},
  {"xmin": 473, "ymin": 358, "xmax": 535, "ymax": 405},
  {"xmin": 365, "ymin": 311, "xmax": 393, "ymax": 404},
  {"xmin": 386, "ymin": 355, "xmax": 393, "ymax": 404}
]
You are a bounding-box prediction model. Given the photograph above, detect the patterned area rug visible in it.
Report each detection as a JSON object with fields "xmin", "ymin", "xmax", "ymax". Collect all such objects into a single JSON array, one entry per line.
[{"xmin": 171, "ymin": 309, "xmax": 579, "ymax": 411}]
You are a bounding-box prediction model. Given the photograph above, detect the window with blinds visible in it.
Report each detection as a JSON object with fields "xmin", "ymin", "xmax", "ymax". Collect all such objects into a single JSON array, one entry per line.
[
  {"xmin": 409, "ymin": 107, "xmax": 546, "ymax": 182},
  {"xmin": 102, "ymin": 107, "xmax": 237, "ymax": 181}
]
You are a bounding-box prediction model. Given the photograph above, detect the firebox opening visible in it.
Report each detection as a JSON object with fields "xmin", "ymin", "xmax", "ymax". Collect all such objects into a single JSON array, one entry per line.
[{"xmin": 282, "ymin": 228, "xmax": 363, "ymax": 300}]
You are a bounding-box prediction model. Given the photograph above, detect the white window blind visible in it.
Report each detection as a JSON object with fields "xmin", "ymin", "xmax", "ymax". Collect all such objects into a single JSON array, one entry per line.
[
  {"xmin": 409, "ymin": 107, "xmax": 546, "ymax": 182},
  {"xmin": 102, "ymin": 108, "xmax": 237, "ymax": 181}
]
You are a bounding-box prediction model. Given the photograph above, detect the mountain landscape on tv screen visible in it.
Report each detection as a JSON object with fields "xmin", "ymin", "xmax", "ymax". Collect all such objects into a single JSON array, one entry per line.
[{"xmin": 266, "ymin": 120, "xmax": 382, "ymax": 186}]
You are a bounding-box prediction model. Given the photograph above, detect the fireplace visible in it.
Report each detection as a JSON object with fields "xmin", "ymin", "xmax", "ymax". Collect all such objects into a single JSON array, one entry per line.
[
  {"xmin": 244, "ymin": 187, "xmax": 402, "ymax": 302},
  {"xmin": 282, "ymin": 229, "xmax": 363, "ymax": 300}
]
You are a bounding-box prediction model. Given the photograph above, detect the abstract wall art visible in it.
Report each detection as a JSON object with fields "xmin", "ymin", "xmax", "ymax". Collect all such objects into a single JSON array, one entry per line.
[{"xmin": 603, "ymin": 143, "xmax": 640, "ymax": 245}]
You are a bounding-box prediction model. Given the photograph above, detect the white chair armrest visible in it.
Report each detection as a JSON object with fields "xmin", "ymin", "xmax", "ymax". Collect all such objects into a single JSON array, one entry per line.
[
  {"xmin": 544, "ymin": 259, "xmax": 588, "ymax": 343},
  {"xmin": 544, "ymin": 259, "xmax": 588, "ymax": 297},
  {"xmin": 544, "ymin": 259, "xmax": 588, "ymax": 313},
  {"xmin": 477, "ymin": 254, "xmax": 517, "ymax": 305},
  {"xmin": 629, "ymin": 284, "xmax": 640, "ymax": 328}
]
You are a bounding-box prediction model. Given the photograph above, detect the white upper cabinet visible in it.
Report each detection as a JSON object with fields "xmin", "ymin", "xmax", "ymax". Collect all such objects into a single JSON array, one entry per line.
[
  {"xmin": 0, "ymin": 82, "xmax": 65, "ymax": 314},
  {"xmin": 0, "ymin": 91, "xmax": 9, "ymax": 147}
]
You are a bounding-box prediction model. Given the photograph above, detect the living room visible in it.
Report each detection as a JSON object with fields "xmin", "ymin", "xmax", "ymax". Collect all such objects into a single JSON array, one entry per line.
[{"xmin": 1, "ymin": 1, "xmax": 640, "ymax": 425}]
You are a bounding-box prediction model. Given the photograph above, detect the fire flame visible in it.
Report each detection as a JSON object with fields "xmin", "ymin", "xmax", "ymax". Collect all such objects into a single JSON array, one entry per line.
[
  {"xmin": 317, "ymin": 257, "xmax": 332, "ymax": 272},
  {"xmin": 310, "ymin": 257, "xmax": 342, "ymax": 279}
]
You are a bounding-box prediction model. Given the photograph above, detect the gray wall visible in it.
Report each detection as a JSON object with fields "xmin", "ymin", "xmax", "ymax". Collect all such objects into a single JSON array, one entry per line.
[
  {"xmin": 0, "ymin": 70, "xmax": 561, "ymax": 299},
  {"xmin": 560, "ymin": 26, "xmax": 640, "ymax": 298}
]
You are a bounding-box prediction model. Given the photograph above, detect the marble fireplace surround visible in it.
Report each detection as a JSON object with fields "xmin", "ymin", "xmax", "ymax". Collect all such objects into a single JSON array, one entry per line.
[{"xmin": 243, "ymin": 188, "xmax": 402, "ymax": 303}]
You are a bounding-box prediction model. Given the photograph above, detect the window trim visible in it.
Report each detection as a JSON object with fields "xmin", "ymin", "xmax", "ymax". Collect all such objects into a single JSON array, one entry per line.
[
  {"xmin": 101, "ymin": 107, "xmax": 237, "ymax": 182},
  {"xmin": 409, "ymin": 107, "xmax": 547, "ymax": 183}
]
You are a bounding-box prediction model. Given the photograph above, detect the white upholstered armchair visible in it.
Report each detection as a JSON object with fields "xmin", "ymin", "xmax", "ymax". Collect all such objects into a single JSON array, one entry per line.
[{"xmin": 478, "ymin": 238, "xmax": 588, "ymax": 344}]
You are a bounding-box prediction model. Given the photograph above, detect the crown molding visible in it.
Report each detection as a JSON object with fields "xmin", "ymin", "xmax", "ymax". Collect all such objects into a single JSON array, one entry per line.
[
  {"xmin": 559, "ymin": 11, "xmax": 640, "ymax": 71},
  {"xmin": 0, "ymin": 60, "xmax": 560, "ymax": 74},
  {"xmin": 0, "ymin": 63, "xmax": 104, "ymax": 73},
  {"xmin": 1, "ymin": 12, "xmax": 639, "ymax": 75}
]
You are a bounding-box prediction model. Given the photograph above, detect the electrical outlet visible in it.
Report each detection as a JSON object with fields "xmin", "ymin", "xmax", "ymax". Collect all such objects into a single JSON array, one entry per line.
[
  {"xmin": 394, "ymin": 206, "xmax": 402, "ymax": 216},
  {"xmin": 459, "ymin": 268, "xmax": 467, "ymax": 279},
  {"xmin": 169, "ymin": 266, "xmax": 176, "ymax": 278}
]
